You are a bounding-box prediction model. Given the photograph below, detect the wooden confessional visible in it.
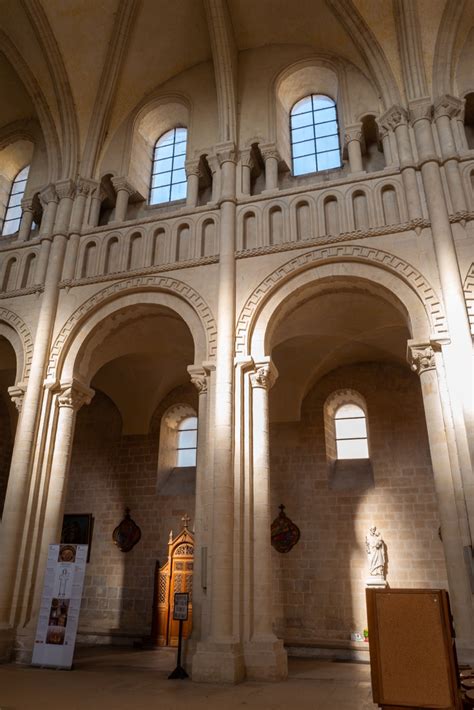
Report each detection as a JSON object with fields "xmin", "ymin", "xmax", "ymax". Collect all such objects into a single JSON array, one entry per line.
[{"xmin": 154, "ymin": 519, "xmax": 194, "ymax": 647}]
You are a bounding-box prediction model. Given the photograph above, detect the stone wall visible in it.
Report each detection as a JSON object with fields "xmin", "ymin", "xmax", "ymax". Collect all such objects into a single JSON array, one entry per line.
[
  {"xmin": 270, "ymin": 362, "xmax": 448, "ymax": 644},
  {"xmin": 65, "ymin": 385, "xmax": 197, "ymax": 640}
]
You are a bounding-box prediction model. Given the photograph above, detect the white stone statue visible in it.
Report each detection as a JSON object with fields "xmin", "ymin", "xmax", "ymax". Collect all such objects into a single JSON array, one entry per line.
[{"xmin": 365, "ymin": 525, "xmax": 386, "ymax": 586}]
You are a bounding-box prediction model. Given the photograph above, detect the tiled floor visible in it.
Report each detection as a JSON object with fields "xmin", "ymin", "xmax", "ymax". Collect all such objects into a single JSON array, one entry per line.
[{"xmin": 0, "ymin": 646, "xmax": 378, "ymax": 710}]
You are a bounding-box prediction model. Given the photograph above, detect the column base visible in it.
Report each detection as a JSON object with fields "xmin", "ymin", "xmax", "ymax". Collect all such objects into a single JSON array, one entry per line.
[
  {"xmin": 0, "ymin": 625, "xmax": 15, "ymax": 662},
  {"xmin": 191, "ymin": 640, "xmax": 245, "ymax": 683},
  {"xmin": 244, "ymin": 636, "xmax": 288, "ymax": 681},
  {"xmin": 13, "ymin": 625, "xmax": 35, "ymax": 664}
]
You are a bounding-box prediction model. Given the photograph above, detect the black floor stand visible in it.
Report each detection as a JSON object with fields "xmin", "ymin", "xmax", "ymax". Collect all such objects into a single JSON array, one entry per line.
[{"xmin": 168, "ymin": 620, "xmax": 189, "ymax": 679}]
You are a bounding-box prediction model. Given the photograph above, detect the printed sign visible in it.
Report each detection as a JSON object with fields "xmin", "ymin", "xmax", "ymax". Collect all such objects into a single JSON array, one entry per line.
[
  {"xmin": 173, "ymin": 592, "xmax": 189, "ymax": 621},
  {"xmin": 31, "ymin": 544, "xmax": 88, "ymax": 669}
]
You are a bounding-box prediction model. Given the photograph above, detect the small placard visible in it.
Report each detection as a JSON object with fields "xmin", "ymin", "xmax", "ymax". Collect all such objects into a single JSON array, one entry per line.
[{"xmin": 173, "ymin": 592, "xmax": 189, "ymax": 621}]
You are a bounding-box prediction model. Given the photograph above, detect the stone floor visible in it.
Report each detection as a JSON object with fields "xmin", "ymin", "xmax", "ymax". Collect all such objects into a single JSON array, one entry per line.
[{"xmin": 0, "ymin": 646, "xmax": 378, "ymax": 710}]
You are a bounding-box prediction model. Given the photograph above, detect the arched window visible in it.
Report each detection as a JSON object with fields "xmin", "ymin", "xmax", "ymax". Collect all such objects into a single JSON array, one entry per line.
[
  {"xmin": 334, "ymin": 403, "xmax": 369, "ymax": 459},
  {"xmin": 176, "ymin": 416, "xmax": 198, "ymax": 467},
  {"xmin": 290, "ymin": 95, "xmax": 341, "ymax": 175},
  {"xmin": 149, "ymin": 128, "xmax": 187, "ymax": 205},
  {"xmin": 2, "ymin": 166, "xmax": 29, "ymax": 236}
]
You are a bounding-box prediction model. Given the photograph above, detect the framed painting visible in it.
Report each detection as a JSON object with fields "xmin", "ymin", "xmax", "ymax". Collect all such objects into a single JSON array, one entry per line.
[{"xmin": 61, "ymin": 514, "xmax": 93, "ymax": 562}]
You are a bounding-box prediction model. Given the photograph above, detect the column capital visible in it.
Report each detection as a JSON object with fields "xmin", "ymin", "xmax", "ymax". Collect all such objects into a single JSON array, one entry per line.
[
  {"xmin": 8, "ymin": 384, "xmax": 26, "ymax": 412},
  {"xmin": 343, "ymin": 123, "xmax": 363, "ymax": 145},
  {"xmin": 76, "ymin": 177, "xmax": 98, "ymax": 197},
  {"xmin": 378, "ymin": 105, "xmax": 409, "ymax": 132},
  {"xmin": 57, "ymin": 381, "xmax": 95, "ymax": 411},
  {"xmin": 240, "ymin": 148, "xmax": 255, "ymax": 170},
  {"xmin": 250, "ymin": 361, "xmax": 278, "ymax": 390},
  {"xmin": 434, "ymin": 94, "xmax": 465, "ymax": 121},
  {"xmin": 39, "ymin": 183, "xmax": 58, "ymax": 207},
  {"xmin": 111, "ymin": 176, "xmax": 135, "ymax": 195},
  {"xmin": 20, "ymin": 197, "xmax": 34, "ymax": 212},
  {"xmin": 185, "ymin": 159, "xmax": 202, "ymax": 179},
  {"xmin": 407, "ymin": 342, "xmax": 436, "ymax": 376},
  {"xmin": 188, "ymin": 364, "xmax": 211, "ymax": 395},
  {"xmin": 55, "ymin": 179, "xmax": 76, "ymax": 201},
  {"xmin": 260, "ymin": 143, "xmax": 281, "ymax": 162},
  {"xmin": 409, "ymin": 98, "xmax": 433, "ymax": 126},
  {"xmin": 215, "ymin": 141, "xmax": 238, "ymax": 166}
]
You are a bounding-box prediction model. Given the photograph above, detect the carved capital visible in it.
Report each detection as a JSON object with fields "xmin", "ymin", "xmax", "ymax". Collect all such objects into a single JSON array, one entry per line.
[
  {"xmin": 57, "ymin": 382, "xmax": 94, "ymax": 411},
  {"xmin": 20, "ymin": 197, "xmax": 34, "ymax": 212},
  {"xmin": 240, "ymin": 149, "xmax": 255, "ymax": 170},
  {"xmin": 409, "ymin": 98, "xmax": 433, "ymax": 125},
  {"xmin": 378, "ymin": 105, "xmax": 409, "ymax": 132},
  {"xmin": 8, "ymin": 384, "xmax": 26, "ymax": 412},
  {"xmin": 260, "ymin": 143, "xmax": 280, "ymax": 162},
  {"xmin": 344, "ymin": 123, "xmax": 363, "ymax": 145},
  {"xmin": 407, "ymin": 344, "xmax": 436, "ymax": 375},
  {"xmin": 91, "ymin": 184, "xmax": 107, "ymax": 202},
  {"xmin": 55, "ymin": 179, "xmax": 76, "ymax": 201},
  {"xmin": 187, "ymin": 365, "xmax": 210, "ymax": 395},
  {"xmin": 434, "ymin": 94, "xmax": 465, "ymax": 121},
  {"xmin": 185, "ymin": 159, "xmax": 202, "ymax": 179},
  {"xmin": 39, "ymin": 184, "xmax": 58, "ymax": 207},
  {"xmin": 250, "ymin": 362, "xmax": 278, "ymax": 390},
  {"xmin": 111, "ymin": 177, "xmax": 135, "ymax": 195},
  {"xmin": 215, "ymin": 141, "xmax": 237, "ymax": 166},
  {"xmin": 76, "ymin": 178, "xmax": 97, "ymax": 197}
]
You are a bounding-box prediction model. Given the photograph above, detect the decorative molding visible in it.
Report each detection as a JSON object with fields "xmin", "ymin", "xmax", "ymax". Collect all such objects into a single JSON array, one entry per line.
[
  {"xmin": 434, "ymin": 94, "xmax": 465, "ymax": 121},
  {"xmin": 463, "ymin": 262, "xmax": 474, "ymax": 336},
  {"xmin": 187, "ymin": 365, "xmax": 210, "ymax": 395},
  {"xmin": 0, "ymin": 284, "xmax": 44, "ymax": 299},
  {"xmin": 76, "ymin": 178, "xmax": 98, "ymax": 197},
  {"xmin": 0, "ymin": 308, "xmax": 34, "ymax": 381},
  {"xmin": 407, "ymin": 343, "xmax": 436, "ymax": 375},
  {"xmin": 57, "ymin": 381, "xmax": 94, "ymax": 410},
  {"xmin": 250, "ymin": 362, "xmax": 278, "ymax": 390},
  {"xmin": 48, "ymin": 275, "xmax": 218, "ymax": 379},
  {"xmin": 235, "ymin": 245, "xmax": 447, "ymax": 354}
]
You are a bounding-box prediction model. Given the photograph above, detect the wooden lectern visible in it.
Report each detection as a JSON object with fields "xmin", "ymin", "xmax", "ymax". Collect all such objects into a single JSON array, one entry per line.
[{"xmin": 366, "ymin": 588, "xmax": 462, "ymax": 709}]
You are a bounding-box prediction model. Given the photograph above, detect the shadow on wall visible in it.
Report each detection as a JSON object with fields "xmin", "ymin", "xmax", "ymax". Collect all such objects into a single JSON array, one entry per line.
[{"xmin": 270, "ymin": 362, "xmax": 447, "ymax": 645}]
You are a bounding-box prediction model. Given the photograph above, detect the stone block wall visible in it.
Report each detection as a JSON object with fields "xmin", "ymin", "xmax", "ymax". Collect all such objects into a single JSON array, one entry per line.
[
  {"xmin": 270, "ymin": 362, "xmax": 448, "ymax": 644},
  {"xmin": 65, "ymin": 385, "xmax": 197, "ymax": 640}
]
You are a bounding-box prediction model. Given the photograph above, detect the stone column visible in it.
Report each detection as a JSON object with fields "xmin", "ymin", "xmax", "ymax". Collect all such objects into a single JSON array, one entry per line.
[
  {"xmin": 207, "ymin": 155, "xmax": 220, "ymax": 203},
  {"xmin": 408, "ymin": 344, "xmax": 473, "ymax": 658},
  {"xmin": 88, "ymin": 184, "xmax": 105, "ymax": 227},
  {"xmin": 188, "ymin": 365, "xmax": 211, "ymax": 643},
  {"xmin": 35, "ymin": 185, "xmax": 59, "ymax": 285},
  {"xmin": 14, "ymin": 381, "xmax": 94, "ymax": 662},
  {"xmin": 261, "ymin": 144, "xmax": 280, "ymax": 191},
  {"xmin": 0, "ymin": 180, "xmax": 73, "ymax": 655},
  {"xmin": 378, "ymin": 125, "xmax": 394, "ymax": 167},
  {"xmin": 18, "ymin": 199, "xmax": 34, "ymax": 242},
  {"xmin": 344, "ymin": 124, "xmax": 364, "ymax": 174},
  {"xmin": 246, "ymin": 361, "xmax": 287, "ymax": 680},
  {"xmin": 240, "ymin": 149, "xmax": 254, "ymax": 196},
  {"xmin": 185, "ymin": 160, "xmax": 201, "ymax": 208},
  {"xmin": 62, "ymin": 179, "xmax": 95, "ymax": 282},
  {"xmin": 410, "ymin": 98, "xmax": 474, "ymax": 481},
  {"xmin": 433, "ymin": 95, "xmax": 469, "ymax": 215},
  {"xmin": 379, "ymin": 106, "xmax": 423, "ymax": 222},
  {"xmin": 192, "ymin": 143, "xmax": 244, "ymax": 683},
  {"xmin": 111, "ymin": 177, "xmax": 134, "ymax": 223}
]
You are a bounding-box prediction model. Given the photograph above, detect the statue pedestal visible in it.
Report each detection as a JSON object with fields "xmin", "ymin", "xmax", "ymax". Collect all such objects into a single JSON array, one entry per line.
[{"xmin": 365, "ymin": 576, "xmax": 387, "ymax": 588}]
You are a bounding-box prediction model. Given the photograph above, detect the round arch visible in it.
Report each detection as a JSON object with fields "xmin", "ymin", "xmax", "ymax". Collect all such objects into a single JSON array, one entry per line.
[
  {"xmin": 47, "ymin": 277, "xmax": 217, "ymax": 384},
  {"xmin": 0, "ymin": 307, "xmax": 34, "ymax": 383},
  {"xmin": 236, "ymin": 246, "xmax": 446, "ymax": 359}
]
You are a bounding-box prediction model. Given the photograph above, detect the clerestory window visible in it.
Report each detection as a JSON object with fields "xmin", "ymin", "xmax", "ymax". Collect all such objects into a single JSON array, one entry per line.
[
  {"xmin": 176, "ymin": 416, "xmax": 198, "ymax": 467},
  {"xmin": 149, "ymin": 128, "xmax": 187, "ymax": 205},
  {"xmin": 2, "ymin": 165, "xmax": 30, "ymax": 236},
  {"xmin": 334, "ymin": 403, "xmax": 369, "ymax": 459},
  {"xmin": 290, "ymin": 95, "xmax": 341, "ymax": 176}
]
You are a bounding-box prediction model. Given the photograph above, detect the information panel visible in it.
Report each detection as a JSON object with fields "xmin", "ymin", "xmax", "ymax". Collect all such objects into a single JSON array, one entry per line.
[{"xmin": 32, "ymin": 543, "xmax": 88, "ymax": 669}]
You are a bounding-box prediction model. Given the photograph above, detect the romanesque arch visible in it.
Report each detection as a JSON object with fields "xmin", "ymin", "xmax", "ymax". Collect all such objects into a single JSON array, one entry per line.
[{"xmin": 0, "ymin": 307, "xmax": 34, "ymax": 383}]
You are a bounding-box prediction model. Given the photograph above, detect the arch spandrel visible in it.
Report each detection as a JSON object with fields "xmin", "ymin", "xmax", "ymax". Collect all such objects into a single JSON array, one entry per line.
[
  {"xmin": 47, "ymin": 276, "xmax": 217, "ymax": 384},
  {"xmin": 236, "ymin": 245, "xmax": 447, "ymax": 360}
]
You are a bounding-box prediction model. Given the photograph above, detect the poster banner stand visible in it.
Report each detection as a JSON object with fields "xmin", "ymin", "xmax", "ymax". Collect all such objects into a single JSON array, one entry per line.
[
  {"xmin": 168, "ymin": 592, "xmax": 189, "ymax": 680},
  {"xmin": 31, "ymin": 544, "xmax": 88, "ymax": 670}
]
